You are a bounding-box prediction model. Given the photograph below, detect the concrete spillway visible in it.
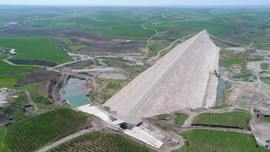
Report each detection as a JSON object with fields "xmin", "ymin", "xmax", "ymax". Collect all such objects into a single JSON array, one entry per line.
[{"xmin": 104, "ymin": 30, "xmax": 219, "ymax": 123}]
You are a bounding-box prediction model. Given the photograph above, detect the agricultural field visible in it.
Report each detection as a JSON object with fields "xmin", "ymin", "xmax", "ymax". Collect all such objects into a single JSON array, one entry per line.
[
  {"xmin": 192, "ymin": 112, "xmax": 250, "ymax": 129},
  {"xmin": 155, "ymin": 112, "xmax": 188, "ymax": 126},
  {"xmin": 49, "ymin": 36, "xmax": 89, "ymax": 53},
  {"xmin": 0, "ymin": 73, "xmax": 27, "ymax": 88},
  {"xmin": 174, "ymin": 113, "xmax": 189, "ymax": 126},
  {"xmin": 174, "ymin": 129, "xmax": 269, "ymax": 152},
  {"xmin": 0, "ymin": 126, "xmax": 8, "ymax": 152},
  {"xmin": 49, "ymin": 131, "xmax": 155, "ymax": 152},
  {"xmin": 5, "ymin": 108, "xmax": 91, "ymax": 152},
  {"xmin": 0, "ymin": 55, "xmax": 40, "ymax": 76},
  {"xmin": 0, "ymin": 37, "xmax": 70, "ymax": 66}
]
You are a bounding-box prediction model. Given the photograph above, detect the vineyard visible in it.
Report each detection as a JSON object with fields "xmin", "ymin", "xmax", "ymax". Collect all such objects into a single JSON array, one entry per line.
[
  {"xmin": 192, "ymin": 112, "xmax": 250, "ymax": 129},
  {"xmin": 174, "ymin": 113, "xmax": 189, "ymax": 126},
  {"xmin": 173, "ymin": 129, "xmax": 270, "ymax": 152},
  {"xmin": 50, "ymin": 131, "xmax": 155, "ymax": 152},
  {"xmin": 5, "ymin": 108, "xmax": 91, "ymax": 152}
]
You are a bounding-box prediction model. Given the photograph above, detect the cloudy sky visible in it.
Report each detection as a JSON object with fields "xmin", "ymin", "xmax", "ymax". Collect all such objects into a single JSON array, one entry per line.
[{"xmin": 0, "ymin": 0, "xmax": 269, "ymax": 6}]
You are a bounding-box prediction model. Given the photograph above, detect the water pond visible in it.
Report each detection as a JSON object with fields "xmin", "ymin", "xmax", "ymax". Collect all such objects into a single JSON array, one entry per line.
[{"xmin": 215, "ymin": 78, "xmax": 231, "ymax": 106}]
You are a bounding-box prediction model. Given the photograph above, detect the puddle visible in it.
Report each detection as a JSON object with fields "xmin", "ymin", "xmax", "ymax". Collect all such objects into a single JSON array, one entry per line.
[
  {"xmin": 98, "ymin": 59, "xmax": 107, "ymax": 66},
  {"xmin": 67, "ymin": 53, "xmax": 93, "ymax": 60},
  {"xmin": 215, "ymin": 79, "xmax": 231, "ymax": 106}
]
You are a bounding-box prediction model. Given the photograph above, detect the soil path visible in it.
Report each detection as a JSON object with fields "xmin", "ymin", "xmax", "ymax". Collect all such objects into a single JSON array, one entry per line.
[
  {"xmin": 24, "ymin": 90, "xmax": 39, "ymax": 113},
  {"xmin": 154, "ymin": 33, "xmax": 196, "ymax": 60},
  {"xmin": 3, "ymin": 58, "xmax": 44, "ymax": 68},
  {"xmin": 144, "ymin": 117, "xmax": 252, "ymax": 134},
  {"xmin": 140, "ymin": 24, "xmax": 158, "ymax": 61},
  {"xmin": 37, "ymin": 117, "xmax": 106, "ymax": 152}
]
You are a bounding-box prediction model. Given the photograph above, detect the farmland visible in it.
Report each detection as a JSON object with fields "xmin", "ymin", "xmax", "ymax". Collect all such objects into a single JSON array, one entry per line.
[
  {"xmin": 0, "ymin": 73, "xmax": 27, "ymax": 88},
  {"xmin": 5, "ymin": 108, "xmax": 91, "ymax": 152},
  {"xmin": 174, "ymin": 113, "xmax": 189, "ymax": 126},
  {"xmin": 155, "ymin": 113, "xmax": 188, "ymax": 126},
  {"xmin": 49, "ymin": 131, "xmax": 155, "ymax": 152},
  {"xmin": 0, "ymin": 37, "xmax": 70, "ymax": 65},
  {"xmin": 0, "ymin": 55, "xmax": 40, "ymax": 76},
  {"xmin": 192, "ymin": 112, "xmax": 250, "ymax": 129},
  {"xmin": 0, "ymin": 126, "xmax": 8, "ymax": 151},
  {"xmin": 173, "ymin": 129, "xmax": 269, "ymax": 152}
]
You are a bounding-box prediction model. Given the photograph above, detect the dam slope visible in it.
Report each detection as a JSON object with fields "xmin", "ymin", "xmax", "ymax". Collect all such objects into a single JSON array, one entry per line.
[{"xmin": 104, "ymin": 30, "xmax": 219, "ymax": 123}]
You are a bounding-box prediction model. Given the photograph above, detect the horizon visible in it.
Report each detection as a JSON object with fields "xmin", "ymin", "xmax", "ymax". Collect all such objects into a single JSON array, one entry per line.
[{"xmin": 1, "ymin": 0, "xmax": 270, "ymax": 6}]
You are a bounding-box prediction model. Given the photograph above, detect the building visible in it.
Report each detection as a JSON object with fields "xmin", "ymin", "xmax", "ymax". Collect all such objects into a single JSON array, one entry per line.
[{"xmin": 10, "ymin": 49, "xmax": 16, "ymax": 55}]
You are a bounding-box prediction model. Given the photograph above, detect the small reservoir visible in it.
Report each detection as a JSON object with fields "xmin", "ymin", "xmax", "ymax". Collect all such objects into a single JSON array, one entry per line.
[
  {"xmin": 215, "ymin": 78, "xmax": 231, "ymax": 106},
  {"xmin": 59, "ymin": 78, "xmax": 90, "ymax": 107}
]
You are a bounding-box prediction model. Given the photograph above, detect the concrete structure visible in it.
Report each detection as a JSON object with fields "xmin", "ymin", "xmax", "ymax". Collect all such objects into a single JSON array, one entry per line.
[
  {"xmin": 76, "ymin": 105, "xmax": 164, "ymax": 149},
  {"xmin": 104, "ymin": 30, "xmax": 219, "ymax": 123},
  {"xmin": 10, "ymin": 49, "xmax": 16, "ymax": 55}
]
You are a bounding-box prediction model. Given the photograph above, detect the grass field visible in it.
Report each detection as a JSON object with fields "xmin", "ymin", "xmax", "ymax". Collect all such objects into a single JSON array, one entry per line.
[
  {"xmin": 174, "ymin": 113, "xmax": 189, "ymax": 126},
  {"xmin": 192, "ymin": 112, "xmax": 250, "ymax": 129},
  {"xmin": 173, "ymin": 129, "xmax": 269, "ymax": 152},
  {"xmin": 5, "ymin": 108, "xmax": 91, "ymax": 152},
  {"xmin": 49, "ymin": 131, "xmax": 155, "ymax": 152},
  {"xmin": 0, "ymin": 126, "xmax": 8, "ymax": 152},
  {"xmin": 156, "ymin": 114, "xmax": 169, "ymax": 120},
  {"xmin": 0, "ymin": 55, "xmax": 40, "ymax": 76},
  {"xmin": 49, "ymin": 36, "xmax": 88, "ymax": 52},
  {"xmin": 260, "ymin": 63, "xmax": 269, "ymax": 70},
  {"xmin": 264, "ymin": 117, "xmax": 270, "ymax": 123},
  {"xmin": 14, "ymin": 82, "xmax": 52, "ymax": 108},
  {"xmin": 0, "ymin": 37, "xmax": 70, "ymax": 64},
  {"xmin": 0, "ymin": 73, "xmax": 27, "ymax": 88}
]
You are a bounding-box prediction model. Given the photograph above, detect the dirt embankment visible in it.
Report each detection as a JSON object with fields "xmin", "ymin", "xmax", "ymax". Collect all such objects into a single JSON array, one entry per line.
[{"xmin": 18, "ymin": 70, "xmax": 60, "ymax": 85}]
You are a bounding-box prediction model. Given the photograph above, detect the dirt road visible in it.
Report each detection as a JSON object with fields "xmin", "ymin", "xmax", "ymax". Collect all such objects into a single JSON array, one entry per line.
[
  {"xmin": 37, "ymin": 117, "xmax": 106, "ymax": 152},
  {"xmin": 24, "ymin": 90, "xmax": 39, "ymax": 113},
  {"xmin": 144, "ymin": 118, "xmax": 252, "ymax": 134},
  {"xmin": 140, "ymin": 24, "xmax": 158, "ymax": 61}
]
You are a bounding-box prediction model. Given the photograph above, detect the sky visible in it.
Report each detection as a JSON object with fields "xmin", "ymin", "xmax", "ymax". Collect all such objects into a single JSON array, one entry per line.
[{"xmin": 0, "ymin": 0, "xmax": 270, "ymax": 6}]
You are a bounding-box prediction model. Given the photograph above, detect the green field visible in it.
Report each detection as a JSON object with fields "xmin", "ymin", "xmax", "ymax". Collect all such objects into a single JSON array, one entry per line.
[
  {"xmin": 0, "ymin": 56, "xmax": 40, "ymax": 76},
  {"xmin": 14, "ymin": 82, "xmax": 52, "ymax": 109},
  {"xmin": 49, "ymin": 36, "xmax": 88, "ymax": 52},
  {"xmin": 50, "ymin": 131, "xmax": 155, "ymax": 152},
  {"xmin": 156, "ymin": 114, "xmax": 169, "ymax": 120},
  {"xmin": 260, "ymin": 63, "xmax": 269, "ymax": 70},
  {"xmin": 0, "ymin": 7, "xmax": 270, "ymax": 50},
  {"xmin": 264, "ymin": 117, "xmax": 270, "ymax": 123},
  {"xmin": 192, "ymin": 112, "xmax": 250, "ymax": 129},
  {"xmin": 174, "ymin": 113, "xmax": 189, "ymax": 126},
  {"xmin": 0, "ymin": 37, "xmax": 70, "ymax": 65},
  {"xmin": 173, "ymin": 129, "xmax": 269, "ymax": 152},
  {"xmin": 5, "ymin": 108, "xmax": 91, "ymax": 152},
  {"xmin": 0, "ymin": 73, "xmax": 27, "ymax": 88},
  {"xmin": 0, "ymin": 126, "xmax": 8, "ymax": 152}
]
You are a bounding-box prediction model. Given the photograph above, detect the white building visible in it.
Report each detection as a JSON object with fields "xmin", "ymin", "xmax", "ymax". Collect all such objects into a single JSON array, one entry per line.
[{"xmin": 10, "ymin": 49, "xmax": 16, "ymax": 55}]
